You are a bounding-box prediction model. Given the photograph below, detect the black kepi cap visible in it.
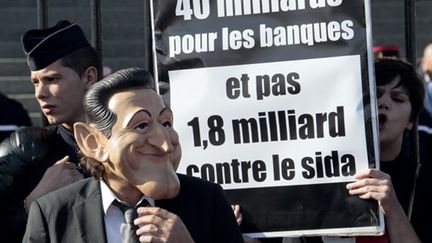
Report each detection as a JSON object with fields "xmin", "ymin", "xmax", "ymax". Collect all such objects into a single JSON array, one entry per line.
[{"xmin": 22, "ymin": 20, "xmax": 91, "ymax": 71}]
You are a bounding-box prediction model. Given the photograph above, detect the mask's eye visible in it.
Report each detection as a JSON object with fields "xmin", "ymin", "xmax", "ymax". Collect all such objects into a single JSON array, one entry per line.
[
  {"xmin": 162, "ymin": 121, "xmax": 172, "ymax": 128},
  {"xmin": 135, "ymin": 122, "xmax": 149, "ymax": 131}
]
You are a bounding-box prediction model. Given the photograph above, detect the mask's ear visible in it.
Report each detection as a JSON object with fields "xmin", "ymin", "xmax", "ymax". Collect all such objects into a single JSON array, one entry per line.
[{"xmin": 74, "ymin": 122, "xmax": 109, "ymax": 162}]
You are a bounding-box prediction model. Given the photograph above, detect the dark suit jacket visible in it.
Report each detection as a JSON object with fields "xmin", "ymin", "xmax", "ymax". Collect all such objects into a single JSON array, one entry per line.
[{"xmin": 23, "ymin": 174, "xmax": 244, "ymax": 243}]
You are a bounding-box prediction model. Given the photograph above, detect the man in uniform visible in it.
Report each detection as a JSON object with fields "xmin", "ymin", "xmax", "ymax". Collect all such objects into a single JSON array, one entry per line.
[{"xmin": 0, "ymin": 20, "xmax": 101, "ymax": 242}]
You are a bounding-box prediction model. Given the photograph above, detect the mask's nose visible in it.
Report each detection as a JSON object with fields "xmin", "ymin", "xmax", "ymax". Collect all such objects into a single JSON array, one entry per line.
[{"xmin": 148, "ymin": 125, "xmax": 172, "ymax": 153}]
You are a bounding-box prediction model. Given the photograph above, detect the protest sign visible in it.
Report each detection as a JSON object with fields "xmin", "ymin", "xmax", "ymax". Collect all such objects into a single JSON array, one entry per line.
[{"xmin": 151, "ymin": 0, "xmax": 382, "ymax": 237}]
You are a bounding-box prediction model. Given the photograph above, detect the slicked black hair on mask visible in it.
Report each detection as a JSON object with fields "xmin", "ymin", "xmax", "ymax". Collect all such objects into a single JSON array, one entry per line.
[{"xmin": 83, "ymin": 67, "xmax": 155, "ymax": 138}]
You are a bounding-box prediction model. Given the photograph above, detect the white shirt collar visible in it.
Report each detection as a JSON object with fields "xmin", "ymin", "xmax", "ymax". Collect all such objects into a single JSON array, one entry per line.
[{"xmin": 100, "ymin": 179, "xmax": 155, "ymax": 215}]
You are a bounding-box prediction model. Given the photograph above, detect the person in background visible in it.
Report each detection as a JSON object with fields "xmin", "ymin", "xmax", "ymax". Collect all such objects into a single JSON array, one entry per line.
[
  {"xmin": 346, "ymin": 58, "xmax": 422, "ymax": 243},
  {"xmin": 373, "ymin": 45, "xmax": 400, "ymax": 59},
  {"xmin": 0, "ymin": 20, "xmax": 101, "ymax": 242},
  {"xmin": 411, "ymin": 42, "xmax": 432, "ymax": 243},
  {"xmin": 0, "ymin": 92, "xmax": 32, "ymax": 141},
  {"xmin": 23, "ymin": 67, "xmax": 244, "ymax": 243},
  {"xmin": 416, "ymin": 43, "xmax": 432, "ymax": 171},
  {"xmin": 306, "ymin": 58, "xmax": 423, "ymax": 243},
  {"xmin": 420, "ymin": 43, "xmax": 432, "ymax": 84}
]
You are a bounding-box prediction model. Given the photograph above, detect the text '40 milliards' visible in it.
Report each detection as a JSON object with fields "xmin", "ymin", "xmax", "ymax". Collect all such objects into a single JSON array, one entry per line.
[{"xmin": 170, "ymin": 0, "xmax": 353, "ymax": 57}]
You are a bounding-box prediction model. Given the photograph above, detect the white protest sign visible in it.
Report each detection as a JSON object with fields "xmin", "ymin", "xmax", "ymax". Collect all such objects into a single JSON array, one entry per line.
[{"xmin": 151, "ymin": 0, "xmax": 382, "ymax": 237}]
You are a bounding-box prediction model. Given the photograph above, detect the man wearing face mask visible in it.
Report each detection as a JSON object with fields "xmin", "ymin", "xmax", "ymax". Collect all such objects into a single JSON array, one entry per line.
[{"xmin": 23, "ymin": 67, "xmax": 244, "ymax": 243}]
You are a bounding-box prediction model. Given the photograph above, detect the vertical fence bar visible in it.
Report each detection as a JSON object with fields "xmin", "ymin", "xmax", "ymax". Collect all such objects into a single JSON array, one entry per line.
[
  {"xmin": 405, "ymin": 0, "xmax": 416, "ymax": 64},
  {"xmin": 90, "ymin": 0, "xmax": 103, "ymax": 72},
  {"xmin": 37, "ymin": 0, "xmax": 49, "ymax": 126},
  {"xmin": 143, "ymin": 0, "xmax": 152, "ymax": 72},
  {"xmin": 37, "ymin": 0, "xmax": 48, "ymax": 28},
  {"xmin": 404, "ymin": 0, "xmax": 418, "ymax": 219}
]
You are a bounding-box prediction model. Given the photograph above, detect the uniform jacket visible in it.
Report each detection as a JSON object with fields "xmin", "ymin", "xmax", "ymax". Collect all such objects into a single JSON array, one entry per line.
[{"xmin": 0, "ymin": 125, "xmax": 79, "ymax": 242}]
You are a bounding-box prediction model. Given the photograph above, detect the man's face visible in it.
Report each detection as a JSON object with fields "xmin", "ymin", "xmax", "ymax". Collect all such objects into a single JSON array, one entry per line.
[
  {"xmin": 30, "ymin": 59, "xmax": 88, "ymax": 128},
  {"xmin": 377, "ymin": 76, "xmax": 412, "ymax": 149},
  {"xmin": 103, "ymin": 89, "xmax": 181, "ymax": 199}
]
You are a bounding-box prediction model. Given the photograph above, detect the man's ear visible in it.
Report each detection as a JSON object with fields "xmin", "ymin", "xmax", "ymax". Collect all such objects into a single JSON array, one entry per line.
[
  {"xmin": 74, "ymin": 122, "xmax": 109, "ymax": 162},
  {"xmin": 81, "ymin": 66, "xmax": 98, "ymax": 88}
]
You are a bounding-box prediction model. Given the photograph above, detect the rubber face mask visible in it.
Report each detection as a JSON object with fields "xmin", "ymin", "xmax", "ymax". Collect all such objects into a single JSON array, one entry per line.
[{"xmin": 104, "ymin": 89, "xmax": 181, "ymax": 199}]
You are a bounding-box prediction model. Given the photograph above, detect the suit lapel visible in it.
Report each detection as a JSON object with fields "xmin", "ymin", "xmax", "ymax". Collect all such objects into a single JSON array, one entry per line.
[{"xmin": 73, "ymin": 179, "xmax": 107, "ymax": 243}]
